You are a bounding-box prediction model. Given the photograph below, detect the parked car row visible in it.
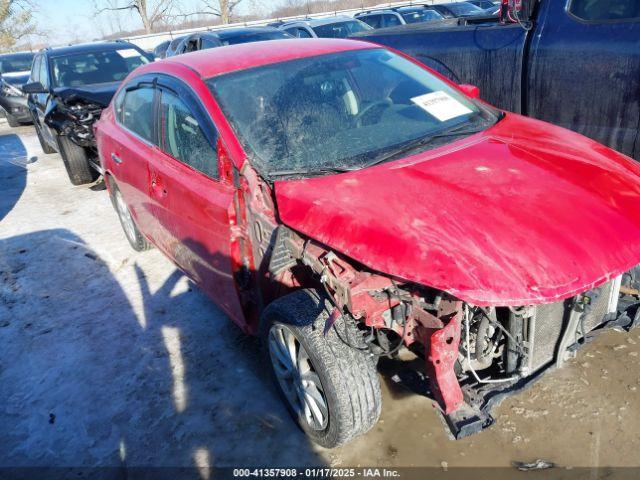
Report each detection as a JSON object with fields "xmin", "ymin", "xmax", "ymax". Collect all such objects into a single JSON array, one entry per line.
[{"xmin": 148, "ymin": 1, "xmax": 501, "ymax": 60}]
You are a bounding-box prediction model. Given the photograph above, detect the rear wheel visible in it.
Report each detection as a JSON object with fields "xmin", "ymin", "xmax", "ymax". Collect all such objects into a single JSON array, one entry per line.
[
  {"xmin": 261, "ymin": 289, "xmax": 382, "ymax": 448},
  {"xmin": 57, "ymin": 135, "xmax": 99, "ymax": 185},
  {"xmin": 34, "ymin": 122, "xmax": 56, "ymax": 154},
  {"xmin": 6, "ymin": 114, "xmax": 20, "ymax": 127},
  {"xmin": 110, "ymin": 181, "xmax": 151, "ymax": 252}
]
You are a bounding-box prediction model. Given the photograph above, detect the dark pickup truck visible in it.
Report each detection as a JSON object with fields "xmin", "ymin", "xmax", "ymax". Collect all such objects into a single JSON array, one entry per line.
[{"xmin": 356, "ymin": 0, "xmax": 640, "ymax": 161}]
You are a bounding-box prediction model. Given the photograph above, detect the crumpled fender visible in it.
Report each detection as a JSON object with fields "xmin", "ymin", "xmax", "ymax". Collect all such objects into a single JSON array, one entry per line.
[{"xmin": 275, "ymin": 113, "xmax": 640, "ymax": 306}]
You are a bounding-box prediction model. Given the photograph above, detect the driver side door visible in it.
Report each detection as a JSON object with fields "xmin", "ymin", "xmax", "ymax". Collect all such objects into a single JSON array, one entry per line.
[{"xmin": 147, "ymin": 75, "xmax": 245, "ymax": 325}]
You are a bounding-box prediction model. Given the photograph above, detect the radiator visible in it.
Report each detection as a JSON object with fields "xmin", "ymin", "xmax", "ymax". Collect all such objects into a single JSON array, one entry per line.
[{"xmin": 527, "ymin": 278, "xmax": 619, "ymax": 373}]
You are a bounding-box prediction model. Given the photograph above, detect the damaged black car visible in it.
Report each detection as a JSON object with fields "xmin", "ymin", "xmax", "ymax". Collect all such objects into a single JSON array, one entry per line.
[
  {"xmin": 22, "ymin": 41, "xmax": 151, "ymax": 185},
  {"xmin": 0, "ymin": 52, "xmax": 35, "ymax": 127}
]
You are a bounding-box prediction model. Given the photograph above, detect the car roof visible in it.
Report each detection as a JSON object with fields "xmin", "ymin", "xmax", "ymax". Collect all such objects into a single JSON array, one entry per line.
[
  {"xmin": 158, "ymin": 38, "xmax": 374, "ymax": 78},
  {"xmin": 43, "ymin": 41, "xmax": 140, "ymax": 57},
  {"xmin": 282, "ymin": 16, "xmax": 357, "ymax": 28},
  {"xmin": 0, "ymin": 51, "xmax": 34, "ymax": 59},
  {"xmin": 214, "ymin": 26, "xmax": 284, "ymax": 38},
  {"xmin": 396, "ymin": 6, "xmax": 430, "ymax": 12},
  {"xmin": 357, "ymin": 9, "xmax": 397, "ymax": 15}
]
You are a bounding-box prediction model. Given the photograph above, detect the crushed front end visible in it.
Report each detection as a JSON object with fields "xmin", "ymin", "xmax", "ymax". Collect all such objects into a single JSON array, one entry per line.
[{"xmin": 270, "ymin": 227, "xmax": 640, "ymax": 439}]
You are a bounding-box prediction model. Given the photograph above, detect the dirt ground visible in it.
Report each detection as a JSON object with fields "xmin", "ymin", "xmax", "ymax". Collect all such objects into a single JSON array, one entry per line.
[{"xmin": 1, "ymin": 121, "xmax": 640, "ymax": 473}]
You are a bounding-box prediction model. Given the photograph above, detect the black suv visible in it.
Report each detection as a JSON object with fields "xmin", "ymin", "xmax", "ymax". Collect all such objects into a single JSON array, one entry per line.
[
  {"xmin": 167, "ymin": 27, "xmax": 291, "ymax": 57},
  {"xmin": 22, "ymin": 41, "xmax": 152, "ymax": 185},
  {"xmin": 0, "ymin": 52, "xmax": 35, "ymax": 127}
]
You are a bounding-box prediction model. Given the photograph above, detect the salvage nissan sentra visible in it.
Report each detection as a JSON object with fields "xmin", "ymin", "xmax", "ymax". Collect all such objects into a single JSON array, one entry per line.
[{"xmin": 95, "ymin": 39, "xmax": 640, "ymax": 448}]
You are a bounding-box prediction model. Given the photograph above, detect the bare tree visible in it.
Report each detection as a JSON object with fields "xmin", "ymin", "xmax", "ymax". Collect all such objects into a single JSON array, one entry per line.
[
  {"xmin": 178, "ymin": 0, "xmax": 245, "ymax": 25},
  {"xmin": 95, "ymin": 0, "xmax": 179, "ymax": 34},
  {"xmin": 0, "ymin": 0, "xmax": 36, "ymax": 51}
]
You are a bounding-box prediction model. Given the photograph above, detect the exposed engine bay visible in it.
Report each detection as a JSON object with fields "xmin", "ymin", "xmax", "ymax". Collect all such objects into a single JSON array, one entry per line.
[
  {"xmin": 44, "ymin": 87, "xmax": 111, "ymax": 149},
  {"xmin": 232, "ymin": 161, "xmax": 640, "ymax": 440}
]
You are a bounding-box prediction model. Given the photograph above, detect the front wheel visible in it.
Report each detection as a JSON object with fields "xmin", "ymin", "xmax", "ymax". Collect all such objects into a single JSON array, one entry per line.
[
  {"xmin": 57, "ymin": 135, "xmax": 99, "ymax": 185},
  {"xmin": 261, "ymin": 289, "xmax": 382, "ymax": 448}
]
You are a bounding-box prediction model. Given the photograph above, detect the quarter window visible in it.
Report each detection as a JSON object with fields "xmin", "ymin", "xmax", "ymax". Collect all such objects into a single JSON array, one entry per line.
[
  {"xmin": 569, "ymin": 0, "xmax": 640, "ymax": 20},
  {"xmin": 159, "ymin": 89, "xmax": 218, "ymax": 178},
  {"xmin": 30, "ymin": 56, "xmax": 41, "ymax": 84},
  {"xmin": 38, "ymin": 57, "xmax": 49, "ymax": 89},
  {"xmin": 121, "ymin": 87, "xmax": 155, "ymax": 143}
]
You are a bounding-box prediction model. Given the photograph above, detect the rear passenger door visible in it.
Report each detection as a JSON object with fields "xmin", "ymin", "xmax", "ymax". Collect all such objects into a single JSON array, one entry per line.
[
  {"xmin": 149, "ymin": 75, "xmax": 244, "ymax": 324},
  {"xmin": 109, "ymin": 76, "xmax": 159, "ymax": 241},
  {"xmin": 527, "ymin": 0, "xmax": 640, "ymax": 160}
]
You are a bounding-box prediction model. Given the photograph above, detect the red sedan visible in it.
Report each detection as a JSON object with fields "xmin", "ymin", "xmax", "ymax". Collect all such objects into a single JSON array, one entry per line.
[{"xmin": 95, "ymin": 38, "xmax": 640, "ymax": 448}]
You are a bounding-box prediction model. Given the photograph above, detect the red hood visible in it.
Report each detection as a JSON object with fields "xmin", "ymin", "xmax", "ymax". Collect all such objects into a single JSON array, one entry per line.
[{"xmin": 274, "ymin": 113, "xmax": 640, "ymax": 306}]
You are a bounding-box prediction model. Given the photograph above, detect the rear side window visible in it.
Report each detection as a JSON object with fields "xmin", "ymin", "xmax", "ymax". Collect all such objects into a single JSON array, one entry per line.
[
  {"xmin": 159, "ymin": 89, "xmax": 218, "ymax": 179},
  {"xmin": 121, "ymin": 87, "xmax": 155, "ymax": 143},
  {"xmin": 360, "ymin": 15, "xmax": 381, "ymax": 28},
  {"xmin": 569, "ymin": 0, "xmax": 640, "ymax": 20},
  {"xmin": 383, "ymin": 14, "xmax": 402, "ymax": 27}
]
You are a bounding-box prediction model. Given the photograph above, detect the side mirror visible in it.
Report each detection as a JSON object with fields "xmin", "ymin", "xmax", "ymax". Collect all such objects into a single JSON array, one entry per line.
[
  {"xmin": 21, "ymin": 81, "xmax": 46, "ymax": 94},
  {"xmin": 458, "ymin": 84, "xmax": 480, "ymax": 99}
]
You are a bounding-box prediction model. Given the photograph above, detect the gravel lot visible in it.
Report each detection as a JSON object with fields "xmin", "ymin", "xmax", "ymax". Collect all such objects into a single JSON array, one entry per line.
[{"xmin": 2, "ymin": 121, "xmax": 640, "ymax": 474}]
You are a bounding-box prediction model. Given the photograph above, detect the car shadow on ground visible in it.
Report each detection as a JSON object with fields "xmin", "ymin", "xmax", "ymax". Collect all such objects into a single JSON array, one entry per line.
[
  {"xmin": 0, "ymin": 133, "xmax": 36, "ymax": 220},
  {"xmin": 0, "ymin": 229, "xmax": 325, "ymax": 478}
]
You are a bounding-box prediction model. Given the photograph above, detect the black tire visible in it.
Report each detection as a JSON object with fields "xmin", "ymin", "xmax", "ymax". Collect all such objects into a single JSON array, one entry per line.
[
  {"xmin": 6, "ymin": 114, "xmax": 20, "ymax": 127},
  {"xmin": 109, "ymin": 180, "xmax": 151, "ymax": 252},
  {"xmin": 57, "ymin": 134, "xmax": 99, "ymax": 186},
  {"xmin": 260, "ymin": 289, "xmax": 382, "ymax": 448},
  {"xmin": 34, "ymin": 122, "xmax": 56, "ymax": 154}
]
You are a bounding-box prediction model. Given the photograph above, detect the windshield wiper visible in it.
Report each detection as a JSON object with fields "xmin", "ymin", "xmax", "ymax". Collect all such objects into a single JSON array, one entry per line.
[
  {"xmin": 266, "ymin": 120, "xmax": 492, "ymax": 180},
  {"xmin": 358, "ymin": 123, "xmax": 489, "ymax": 170},
  {"xmin": 268, "ymin": 164, "xmax": 357, "ymax": 180}
]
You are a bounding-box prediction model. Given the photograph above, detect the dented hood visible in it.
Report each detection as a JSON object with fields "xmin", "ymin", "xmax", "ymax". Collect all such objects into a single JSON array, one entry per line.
[
  {"xmin": 275, "ymin": 113, "xmax": 640, "ymax": 306},
  {"xmin": 52, "ymin": 81, "xmax": 120, "ymax": 107}
]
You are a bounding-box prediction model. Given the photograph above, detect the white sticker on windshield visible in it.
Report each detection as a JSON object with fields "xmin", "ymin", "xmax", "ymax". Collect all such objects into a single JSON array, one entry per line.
[
  {"xmin": 116, "ymin": 48, "xmax": 141, "ymax": 59},
  {"xmin": 411, "ymin": 91, "xmax": 473, "ymax": 122}
]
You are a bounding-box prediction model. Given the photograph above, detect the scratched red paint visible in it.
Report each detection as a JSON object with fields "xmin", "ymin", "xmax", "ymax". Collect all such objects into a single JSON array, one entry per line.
[{"xmin": 276, "ymin": 112, "xmax": 640, "ymax": 306}]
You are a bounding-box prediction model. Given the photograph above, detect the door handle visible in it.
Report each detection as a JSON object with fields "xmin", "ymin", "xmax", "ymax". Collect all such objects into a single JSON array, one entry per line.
[{"xmin": 111, "ymin": 153, "xmax": 123, "ymax": 164}]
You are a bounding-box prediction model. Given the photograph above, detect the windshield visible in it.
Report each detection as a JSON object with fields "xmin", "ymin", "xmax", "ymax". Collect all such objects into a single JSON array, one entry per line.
[
  {"xmin": 208, "ymin": 48, "xmax": 498, "ymax": 179},
  {"xmin": 400, "ymin": 9, "xmax": 444, "ymax": 23},
  {"xmin": 448, "ymin": 3, "xmax": 484, "ymax": 15},
  {"xmin": 51, "ymin": 48, "xmax": 149, "ymax": 88},
  {"xmin": 0, "ymin": 53, "xmax": 34, "ymax": 74},
  {"xmin": 221, "ymin": 31, "xmax": 290, "ymax": 45},
  {"xmin": 312, "ymin": 20, "xmax": 372, "ymax": 38}
]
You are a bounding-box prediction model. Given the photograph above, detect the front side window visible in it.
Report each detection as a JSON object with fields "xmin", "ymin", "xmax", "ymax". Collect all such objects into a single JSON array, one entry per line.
[
  {"xmin": 569, "ymin": 0, "xmax": 640, "ymax": 20},
  {"xmin": 312, "ymin": 20, "xmax": 372, "ymax": 38},
  {"xmin": 0, "ymin": 53, "xmax": 34, "ymax": 74},
  {"xmin": 208, "ymin": 48, "xmax": 497, "ymax": 180},
  {"xmin": 447, "ymin": 2, "xmax": 484, "ymax": 15},
  {"xmin": 121, "ymin": 87, "xmax": 155, "ymax": 143},
  {"xmin": 401, "ymin": 9, "xmax": 444, "ymax": 23},
  {"xmin": 159, "ymin": 90, "xmax": 218, "ymax": 178},
  {"xmin": 51, "ymin": 48, "xmax": 149, "ymax": 88}
]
